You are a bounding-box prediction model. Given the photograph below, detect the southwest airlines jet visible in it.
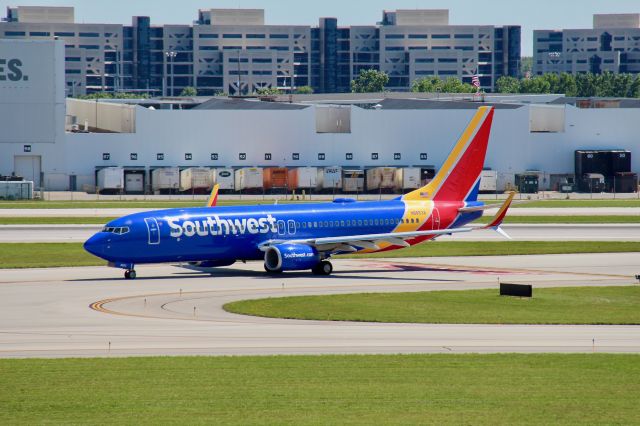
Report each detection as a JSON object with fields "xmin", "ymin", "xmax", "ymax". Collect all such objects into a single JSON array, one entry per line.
[{"xmin": 84, "ymin": 106, "xmax": 514, "ymax": 279}]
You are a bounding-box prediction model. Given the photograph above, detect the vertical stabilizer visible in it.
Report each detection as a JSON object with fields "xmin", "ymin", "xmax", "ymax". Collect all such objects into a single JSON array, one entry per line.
[{"xmin": 403, "ymin": 106, "xmax": 494, "ymax": 202}]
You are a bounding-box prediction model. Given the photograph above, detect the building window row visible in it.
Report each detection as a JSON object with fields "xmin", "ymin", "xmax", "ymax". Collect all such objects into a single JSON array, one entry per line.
[
  {"xmin": 384, "ymin": 33, "xmax": 467, "ymax": 40},
  {"xmin": 198, "ymin": 33, "xmax": 290, "ymax": 40}
]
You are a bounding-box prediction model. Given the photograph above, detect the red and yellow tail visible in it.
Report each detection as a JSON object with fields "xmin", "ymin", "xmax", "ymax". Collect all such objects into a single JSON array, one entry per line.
[
  {"xmin": 403, "ymin": 106, "xmax": 494, "ymax": 202},
  {"xmin": 206, "ymin": 184, "xmax": 219, "ymax": 207}
]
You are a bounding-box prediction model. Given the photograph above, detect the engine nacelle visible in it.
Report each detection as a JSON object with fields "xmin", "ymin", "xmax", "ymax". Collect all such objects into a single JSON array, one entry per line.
[{"xmin": 264, "ymin": 244, "xmax": 320, "ymax": 272}]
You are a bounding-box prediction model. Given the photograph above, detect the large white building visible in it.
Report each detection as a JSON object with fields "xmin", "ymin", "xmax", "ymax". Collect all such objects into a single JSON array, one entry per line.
[{"xmin": 1, "ymin": 39, "xmax": 638, "ymax": 193}]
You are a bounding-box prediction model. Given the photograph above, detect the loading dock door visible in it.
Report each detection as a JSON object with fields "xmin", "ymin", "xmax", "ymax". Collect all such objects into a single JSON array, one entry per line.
[
  {"xmin": 14, "ymin": 155, "xmax": 41, "ymax": 188},
  {"xmin": 125, "ymin": 173, "xmax": 144, "ymax": 193}
]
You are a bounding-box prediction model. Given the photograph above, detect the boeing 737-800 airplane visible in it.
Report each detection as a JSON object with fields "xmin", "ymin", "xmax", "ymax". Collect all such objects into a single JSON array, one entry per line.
[{"xmin": 84, "ymin": 106, "xmax": 514, "ymax": 279}]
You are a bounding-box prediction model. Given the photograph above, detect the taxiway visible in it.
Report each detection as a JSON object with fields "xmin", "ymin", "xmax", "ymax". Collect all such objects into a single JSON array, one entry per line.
[{"xmin": 0, "ymin": 253, "xmax": 638, "ymax": 358}]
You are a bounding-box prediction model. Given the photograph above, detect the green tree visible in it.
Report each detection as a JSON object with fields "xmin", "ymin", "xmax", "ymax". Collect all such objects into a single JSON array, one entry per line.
[
  {"xmin": 411, "ymin": 76, "xmax": 442, "ymax": 92},
  {"xmin": 440, "ymin": 77, "xmax": 476, "ymax": 93},
  {"xmin": 495, "ymin": 76, "xmax": 521, "ymax": 93},
  {"xmin": 575, "ymin": 73, "xmax": 597, "ymax": 97},
  {"xmin": 76, "ymin": 92, "xmax": 148, "ymax": 100},
  {"xmin": 628, "ymin": 76, "xmax": 640, "ymax": 98},
  {"xmin": 294, "ymin": 85, "xmax": 314, "ymax": 94},
  {"xmin": 519, "ymin": 76, "xmax": 551, "ymax": 94},
  {"xmin": 254, "ymin": 87, "xmax": 283, "ymax": 95},
  {"xmin": 412, "ymin": 76, "xmax": 475, "ymax": 93},
  {"xmin": 555, "ymin": 73, "xmax": 578, "ymax": 96},
  {"xmin": 351, "ymin": 69, "xmax": 389, "ymax": 93},
  {"xmin": 610, "ymin": 73, "xmax": 634, "ymax": 97},
  {"xmin": 180, "ymin": 86, "xmax": 197, "ymax": 96}
]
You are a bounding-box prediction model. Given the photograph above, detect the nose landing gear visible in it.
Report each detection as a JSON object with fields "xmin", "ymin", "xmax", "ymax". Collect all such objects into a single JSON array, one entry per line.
[{"xmin": 124, "ymin": 269, "xmax": 137, "ymax": 280}]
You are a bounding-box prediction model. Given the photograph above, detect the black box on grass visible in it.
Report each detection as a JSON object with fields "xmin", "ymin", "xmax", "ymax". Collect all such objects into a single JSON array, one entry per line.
[{"xmin": 500, "ymin": 283, "xmax": 532, "ymax": 298}]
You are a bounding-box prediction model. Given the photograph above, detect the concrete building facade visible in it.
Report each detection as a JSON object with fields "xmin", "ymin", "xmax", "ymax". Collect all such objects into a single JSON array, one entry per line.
[
  {"xmin": 1, "ymin": 6, "xmax": 520, "ymax": 95},
  {"xmin": 534, "ymin": 14, "xmax": 640, "ymax": 76}
]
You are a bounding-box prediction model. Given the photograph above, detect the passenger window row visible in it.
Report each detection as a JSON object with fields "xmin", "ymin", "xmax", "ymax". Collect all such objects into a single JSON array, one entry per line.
[{"xmin": 295, "ymin": 217, "xmax": 420, "ymax": 229}]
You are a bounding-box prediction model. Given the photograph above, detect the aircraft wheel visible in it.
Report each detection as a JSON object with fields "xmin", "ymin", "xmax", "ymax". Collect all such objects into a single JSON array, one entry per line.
[
  {"xmin": 313, "ymin": 260, "xmax": 333, "ymax": 276},
  {"xmin": 124, "ymin": 270, "xmax": 136, "ymax": 279}
]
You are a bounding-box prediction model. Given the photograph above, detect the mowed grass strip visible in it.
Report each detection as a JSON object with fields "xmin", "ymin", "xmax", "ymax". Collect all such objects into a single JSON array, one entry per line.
[
  {"xmin": 0, "ymin": 217, "xmax": 117, "ymax": 225},
  {"xmin": 225, "ymin": 287, "xmax": 640, "ymax": 325},
  {"xmin": 2, "ymin": 241, "xmax": 640, "ymax": 269},
  {"xmin": 0, "ymin": 354, "xmax": 638, "ymax": 424},
  {"xmin": 477, "ymin": 215, "xmax": 640, "ymax": 224},
  {"xmin": 0, "ymin": 243, "xmax": 101, "ymax": 268},
  {"xmin": 1, "ymin": 215, "xmax": 639, "ymax": 225}
]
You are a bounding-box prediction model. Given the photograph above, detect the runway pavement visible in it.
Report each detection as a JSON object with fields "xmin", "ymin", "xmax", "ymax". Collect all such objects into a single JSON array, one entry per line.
[
  {"xmin": 0, "ymin": 253, "xmax": 638, "ymax": 358},
  {"xmin": 1, "ymin": 223, "xmax": 639, "ymax": 242}
]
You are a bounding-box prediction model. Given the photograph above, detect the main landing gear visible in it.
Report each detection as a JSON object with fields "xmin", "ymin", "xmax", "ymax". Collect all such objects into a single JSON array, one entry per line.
[
  {"xmin": 124, "ymin": 269, "xmax": 137, "ymax": 280},
  {"xmin": 312, "ymin": 260, "xmax": 333, "ymax": 276}
]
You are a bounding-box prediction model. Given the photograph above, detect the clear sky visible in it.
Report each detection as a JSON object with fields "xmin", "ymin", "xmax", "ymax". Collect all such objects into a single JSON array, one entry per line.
[{"xmin": 2, "ymin": 0, "xmax": 639, "ymax": 55}]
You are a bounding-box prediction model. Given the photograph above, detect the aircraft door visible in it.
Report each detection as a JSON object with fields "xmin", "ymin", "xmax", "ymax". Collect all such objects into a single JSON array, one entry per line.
[
  {"xmin": 431, "ymin": 207, "xmax": 441, "ymax": 230},
  {"xmin": 277, "ymin": 220, "xmax": 286, "ymax": 236},
  {"xmin": 144, "ymin": 217, "xmax": 160, "ymax": 245},
  {"xmin": 287, "ymin": 220, "xmax": 296, "ymax": 235}
]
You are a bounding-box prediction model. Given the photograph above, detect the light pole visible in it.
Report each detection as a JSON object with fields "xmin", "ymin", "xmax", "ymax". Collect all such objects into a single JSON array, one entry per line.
[
  {"xmin": 237, "ymin": 50, "xmax": 242, "ymax": 96},
  {"xmin": 165, "ymin": 51, "xmax": 177, "ymax": 96},
  {"xmin": 287, "ymin": 67, "xmax": 295, "ymax": 103}
]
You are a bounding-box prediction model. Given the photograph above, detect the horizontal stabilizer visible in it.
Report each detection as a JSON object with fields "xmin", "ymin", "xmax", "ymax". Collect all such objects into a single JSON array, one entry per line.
[
  {"xmin": 459, "ymin": 199, "xmax": 528, "ymax": 213},
  {"xmin": 483, "ymin": 191, "xmax": 516, "ymax": 229},
  {"xmin": 493, "ymin": 226, "xmax": 512, "ymax": 240}
]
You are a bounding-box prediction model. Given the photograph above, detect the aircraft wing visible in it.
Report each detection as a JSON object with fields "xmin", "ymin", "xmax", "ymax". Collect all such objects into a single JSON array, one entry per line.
[
  {"xmin": 259, "ymin": 192, "xmax": 516, "ymax": 253},
  {"xmin": 259, "ymin": 227, "xmax": 473, "ymax": 253}
]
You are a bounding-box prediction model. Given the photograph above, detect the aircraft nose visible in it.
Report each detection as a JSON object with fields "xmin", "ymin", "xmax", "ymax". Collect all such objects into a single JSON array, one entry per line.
[{"xmin": 83, "ymin": 233, "xmax": 107, "ymax": 258}]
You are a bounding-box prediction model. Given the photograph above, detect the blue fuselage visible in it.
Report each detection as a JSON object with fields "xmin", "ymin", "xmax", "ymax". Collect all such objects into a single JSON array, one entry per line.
[{"xmin": 83, "ymin": 199, "xmax": 482, "ymax": 266}]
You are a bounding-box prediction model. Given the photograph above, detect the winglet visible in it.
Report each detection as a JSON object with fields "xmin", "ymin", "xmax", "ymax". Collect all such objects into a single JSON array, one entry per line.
[
  {"xmin": 206, "ymin": 184, "xmax": 220, "ymax": 207},
  {"xmin": 483, "ymin": 191, "xmax": 515, "ymax": 229}
]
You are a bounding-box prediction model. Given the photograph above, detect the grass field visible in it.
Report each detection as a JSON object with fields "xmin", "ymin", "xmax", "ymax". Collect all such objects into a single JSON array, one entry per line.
[
  {"xmin": 1, "ymin": 215, "xmax": 638, "ymax": 225},
  {"xmin": 2, "ymin": 241, "xmax": 640, "ymax": 269},
  {"xmin": 225, "ymin": 287, "xmax": 640, "ymax": 325},
  {"xmin": 0, "ymin": 243, "xmax": 101, "ymax": 268},
  {"xmin": 0, "ymin": 354, "xmax": 638, "ymax": 424},
  {"xmin": 0, "ymin": 217, "xmax": 117, "ymax": 224},
  {"xmin": 479, "ymin": 215, "xmax": 640, "ymax": 224}
]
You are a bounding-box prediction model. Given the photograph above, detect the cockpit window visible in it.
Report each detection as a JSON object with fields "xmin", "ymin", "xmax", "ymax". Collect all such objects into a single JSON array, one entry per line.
[{"xmin": 101, "ymin": 226, "xmax": 130, "ymax": 235}]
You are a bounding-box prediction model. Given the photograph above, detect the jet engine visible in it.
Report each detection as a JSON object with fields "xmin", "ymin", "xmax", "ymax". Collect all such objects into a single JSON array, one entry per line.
[{"xmin": 264, "ymin": 244, "xmax": 320, "ymax": 272}]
